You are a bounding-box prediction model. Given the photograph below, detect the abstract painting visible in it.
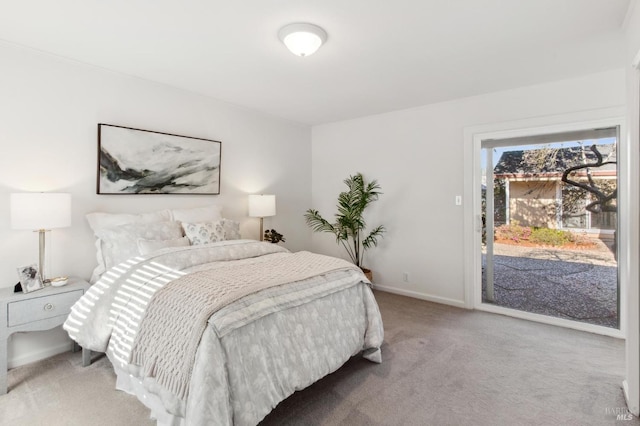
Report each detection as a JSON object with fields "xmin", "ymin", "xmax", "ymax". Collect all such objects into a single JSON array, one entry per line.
[{"xmin": 97, "ymin": 124, "xmax": 221, "ymax": 194}]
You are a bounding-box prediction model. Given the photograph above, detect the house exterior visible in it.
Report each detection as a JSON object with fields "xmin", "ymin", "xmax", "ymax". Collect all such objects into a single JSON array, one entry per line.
[{"xmin": 493, "ymin": 144, "xmax": 617, "ymax": 234}]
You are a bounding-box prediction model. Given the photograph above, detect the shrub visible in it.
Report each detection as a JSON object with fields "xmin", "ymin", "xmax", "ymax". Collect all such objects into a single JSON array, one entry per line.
[
  {"xmin": 494, "ymin": 222, "xmax": 594, "ymax": 247},
  {"xmin": 495, "ymin": 221, "xmax": 532, "ymax": 243},
  {"xmin": 529, "ymin": 227, "xmax": 572, "ymax": 246},
  {"xmin": 564, "ymin": 230, "xmax": 593, "ymax": 247}
]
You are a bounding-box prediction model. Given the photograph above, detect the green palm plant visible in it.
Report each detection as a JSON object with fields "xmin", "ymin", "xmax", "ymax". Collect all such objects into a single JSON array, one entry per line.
[{"xmin": 304, "ymin": 173, "xmax": 385, "ymax": 269}]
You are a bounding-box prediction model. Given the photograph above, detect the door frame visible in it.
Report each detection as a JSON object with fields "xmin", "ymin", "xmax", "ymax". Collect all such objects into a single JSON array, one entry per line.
[
  {"xmin": 463, "ymin": 109, "xmax": 627, "ymax": 339},
  {"xmin": 623, "ymin": 48, "xmax": 640, "ymax": 416}
]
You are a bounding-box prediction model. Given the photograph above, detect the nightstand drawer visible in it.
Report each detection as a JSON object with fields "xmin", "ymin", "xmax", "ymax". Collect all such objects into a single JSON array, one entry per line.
[{"xmin": 7, "ymin": 289, "xmax": 83, "ymax": 327}]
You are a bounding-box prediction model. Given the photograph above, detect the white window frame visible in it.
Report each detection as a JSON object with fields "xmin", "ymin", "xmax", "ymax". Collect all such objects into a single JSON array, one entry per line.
[{"xmin": 464, "ymin": 109, "xmax": 626, "ymax": 338}]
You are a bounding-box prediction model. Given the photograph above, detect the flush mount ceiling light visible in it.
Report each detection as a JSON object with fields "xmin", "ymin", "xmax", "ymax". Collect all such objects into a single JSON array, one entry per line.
[{"xmin": 278, "ymin": 23, "xmax": 327, "ymax": 57}]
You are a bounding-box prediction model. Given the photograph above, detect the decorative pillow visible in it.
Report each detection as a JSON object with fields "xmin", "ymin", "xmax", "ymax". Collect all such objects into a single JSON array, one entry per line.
[
  {"xmin": 137, "ymin": 236, "xmax": 190, "ymax": 255},
  {"xmin": 86, "ymin": 209, "xmax": 171, "ymax": 233},
  {"xmin": 95, "ymin": 221, "xmax": 184, "ymax": 270},
  {"xmin": 170, "ymin": 205, "xmax": 223, "ymax": 223},
  {"xmin": 182, "ymin": 221, "xmax": 226, "ymax": 245},
  {"xmin": 221, "ymin": 219, "xmax": 241, "ymax": 240}
]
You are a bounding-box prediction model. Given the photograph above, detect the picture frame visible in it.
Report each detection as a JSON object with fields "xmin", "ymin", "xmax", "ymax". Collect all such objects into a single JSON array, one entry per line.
[
  {"xmin": 97, "ymin": 123, "xmax": 222, "ymax": 195},
  {"xmin": 17, "ymin": 264, "xmax": 45, "ymax": 293}
]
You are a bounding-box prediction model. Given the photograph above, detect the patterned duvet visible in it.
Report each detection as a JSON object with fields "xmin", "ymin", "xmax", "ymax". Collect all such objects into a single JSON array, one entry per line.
[{"xmin": 63, "ymin": 240, "xmax": 384, "ymax": 425}]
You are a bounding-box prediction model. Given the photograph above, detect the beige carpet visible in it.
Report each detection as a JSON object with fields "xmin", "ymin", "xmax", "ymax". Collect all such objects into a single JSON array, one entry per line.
[{"xmin": 1, "ymin": 291, "xmax": 636, "ymax": 425}]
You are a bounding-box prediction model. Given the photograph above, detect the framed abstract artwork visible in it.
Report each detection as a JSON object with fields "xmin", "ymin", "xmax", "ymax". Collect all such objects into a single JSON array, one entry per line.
[{"xmin": 97, "ymin": 124, "xmax": 221, "ymax": 194}]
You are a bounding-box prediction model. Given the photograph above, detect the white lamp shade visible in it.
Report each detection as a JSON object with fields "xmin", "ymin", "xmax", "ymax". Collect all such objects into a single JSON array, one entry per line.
[
  {"xmin": 278, "ymin": 23, "xmax": 327, "ymax": 57},
  {"xmin": 11, "ymin": 193, "xmax": 71, "ymax": 230},
  {"xmin": 248, "ymin": 194, "xmax": 276, "ymax": 218}
]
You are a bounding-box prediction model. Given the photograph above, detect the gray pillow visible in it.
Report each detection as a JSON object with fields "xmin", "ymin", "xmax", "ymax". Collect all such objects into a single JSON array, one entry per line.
[{"xmin": 137, "ymin": 236, "xmax": 190, "ymax": 255}]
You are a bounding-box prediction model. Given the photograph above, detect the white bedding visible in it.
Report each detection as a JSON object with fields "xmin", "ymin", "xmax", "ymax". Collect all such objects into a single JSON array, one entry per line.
[{"xmin": 64, "ymin": 240, "xmax": 384, "ymax": 425}]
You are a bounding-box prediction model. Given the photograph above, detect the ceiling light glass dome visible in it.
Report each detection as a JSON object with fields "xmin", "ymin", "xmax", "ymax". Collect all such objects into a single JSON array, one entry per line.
[{"xmin": 278, "ymin": 23, "xmax": 327, "ymax": 57}]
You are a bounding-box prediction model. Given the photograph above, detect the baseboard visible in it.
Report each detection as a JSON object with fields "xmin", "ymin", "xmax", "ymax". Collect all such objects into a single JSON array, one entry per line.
[
  {"xmin": 624, "ymin": 380, "xmax": 631, "ymax": 412},
  {"xmin": 372, "ymin": 285, "xmax": 467, "ymax": 309},
  {"xmin": 8, "ymin": 341, "xmax": 73, "ymax": 369},
  {"xmin": 623, "ymin": 380, "xmax": 640, "ymax": 416}
]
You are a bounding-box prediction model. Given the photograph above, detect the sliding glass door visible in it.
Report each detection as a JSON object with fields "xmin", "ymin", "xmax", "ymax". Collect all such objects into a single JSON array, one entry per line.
[{"xmin": 481, "ymin": 127, "xmax": 619, "ymax": 329}]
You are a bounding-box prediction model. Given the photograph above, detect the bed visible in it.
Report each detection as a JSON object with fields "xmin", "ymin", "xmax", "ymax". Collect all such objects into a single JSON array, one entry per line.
[{"xmin": 62, "ymin": 206, "xmax": 384, "ymax": 425}]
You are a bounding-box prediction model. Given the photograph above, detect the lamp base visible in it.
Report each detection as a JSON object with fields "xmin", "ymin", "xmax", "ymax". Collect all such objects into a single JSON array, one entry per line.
[
  {"xmin": 259, "ymin": 217, "xmax": 264, "ymax": 241},
  {"xmin": 38, "ymin": 229, "xmax": 46, "ymax": 282}
]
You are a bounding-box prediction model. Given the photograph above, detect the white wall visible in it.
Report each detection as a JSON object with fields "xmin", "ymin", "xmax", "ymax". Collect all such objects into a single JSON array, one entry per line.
[
  {"xmin": 311, "ymin": 68, "xmax": 626, "ymax": 307},
  {"xmin": 0, "ymin": 42, "xmax": 312, "ymax": 367},
  {"xmin": 0, "ymin": 35, "xmax": 630, "ymax": 373}
]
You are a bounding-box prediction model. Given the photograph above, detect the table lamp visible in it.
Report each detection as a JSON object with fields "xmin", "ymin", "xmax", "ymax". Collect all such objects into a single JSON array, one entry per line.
[
  {"xmin": 248, "ymin": 194, "xmax": 276, "ymax": 241},
  {"xmin": 10, "ymin": 192, "xmax": 71, "ymax": 281}
]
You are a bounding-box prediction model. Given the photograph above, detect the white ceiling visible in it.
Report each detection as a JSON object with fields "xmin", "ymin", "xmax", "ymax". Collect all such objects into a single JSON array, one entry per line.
[{"xmin": 0, "ymin": 0, "xmax": 631, "ymax": 125}]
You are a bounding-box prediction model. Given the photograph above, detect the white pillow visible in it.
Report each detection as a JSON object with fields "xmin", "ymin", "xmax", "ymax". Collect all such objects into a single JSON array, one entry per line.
[
  {"xmin": 86, "ymin": 209, "xmax": 171, "ymax": 233},
  {"xmin": 170, "ymin": 205, "xmax": 223, "ymax": 223},
  {"xmin": 221, "ymin": 219, "xmax": 241, "ymax": 240},
  {"xmin": 90, "ymin": 239, "xmax": 106, "ymax": 284},
  {"xmin": 95, "ymin": 221, "xmax": 184, "ymax": 271},
  {"xmin": 182, "ymin": 221, "xmax": 225, "ymax": 245},
  {"xmin": 137, "ymin": 236, "xmax": 190, "ymax": 255},
  {"xmin": 87, "ymin": 209, "xmax": 173, "ymax": 282}
]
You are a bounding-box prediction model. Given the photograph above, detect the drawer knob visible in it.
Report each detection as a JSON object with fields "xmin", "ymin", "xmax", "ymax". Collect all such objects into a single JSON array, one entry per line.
[{"xmin": 43, "ymin": 303, "xmax": 54, "ymax": 311}]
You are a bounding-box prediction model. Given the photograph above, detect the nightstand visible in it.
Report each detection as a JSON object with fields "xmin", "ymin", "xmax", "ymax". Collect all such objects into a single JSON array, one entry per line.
[{"xmin": 0, "ymin": 277, "xmax": 91, "ymax": 394}]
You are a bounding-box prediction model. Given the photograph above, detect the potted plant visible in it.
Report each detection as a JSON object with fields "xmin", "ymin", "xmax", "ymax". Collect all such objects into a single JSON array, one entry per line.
[
  {"xmin": 263, "ymin": 229, "xmax": 286, "ymax": 244},
  {"xmin": 304, "ymin": 172, "xmax": 385, "ymax": 281}
]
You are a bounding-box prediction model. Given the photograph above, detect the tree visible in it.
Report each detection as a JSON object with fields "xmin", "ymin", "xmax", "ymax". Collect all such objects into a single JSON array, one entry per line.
[{"xmin": 561, "ymin": 144, "xmax": 617, "ymax": 214}]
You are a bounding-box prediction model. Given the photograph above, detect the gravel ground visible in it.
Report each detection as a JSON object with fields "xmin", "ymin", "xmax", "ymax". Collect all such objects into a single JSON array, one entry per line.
[{"xmin": 482, "ymin": 240, "xmax": 618, "ymax": 328}]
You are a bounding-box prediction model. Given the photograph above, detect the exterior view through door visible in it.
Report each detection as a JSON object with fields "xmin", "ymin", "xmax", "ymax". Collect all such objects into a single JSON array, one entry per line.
[{"xmin": 481, "ymin": 127, "xmax": 619, "ymax": 329}]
